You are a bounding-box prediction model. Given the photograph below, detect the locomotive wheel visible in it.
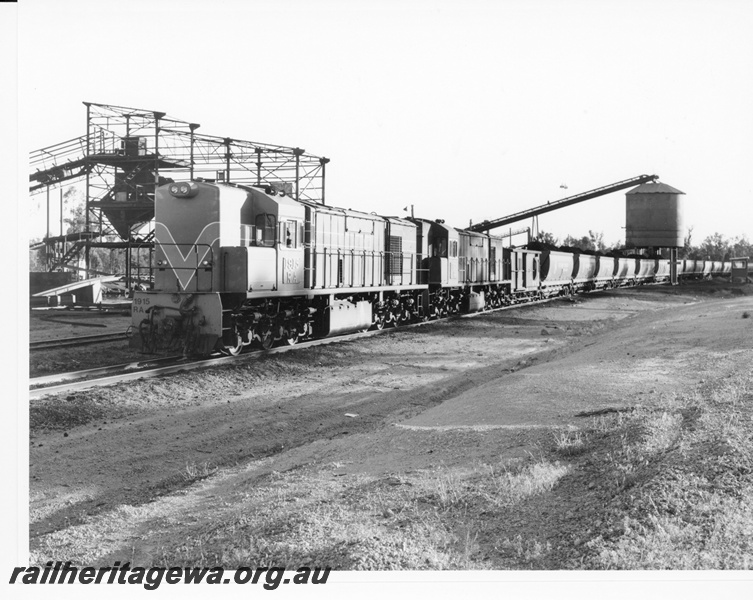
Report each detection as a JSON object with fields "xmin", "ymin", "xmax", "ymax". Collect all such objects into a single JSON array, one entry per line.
[
  {"xmin": 259, "ymin": 327, "xmax": 275, "ymax": 350},
  {"xmin": 222, "ymin": 333, "xmax": 244, "ymax": 356},
  {"xmin": 285, "ymin": 324, "xmax": 300, "ymax": 346}
]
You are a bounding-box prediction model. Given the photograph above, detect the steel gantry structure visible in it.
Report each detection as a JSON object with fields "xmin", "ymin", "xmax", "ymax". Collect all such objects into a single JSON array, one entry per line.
[{"xmin": 29, "ymin": 102, "xmax": 329, "ymax": 290}]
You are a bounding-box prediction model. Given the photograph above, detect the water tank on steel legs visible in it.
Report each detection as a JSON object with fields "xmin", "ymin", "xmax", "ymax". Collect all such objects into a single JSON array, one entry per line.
[{"xmin": 625, "ymin": 182, "xmax": 685, "ymax": 248}]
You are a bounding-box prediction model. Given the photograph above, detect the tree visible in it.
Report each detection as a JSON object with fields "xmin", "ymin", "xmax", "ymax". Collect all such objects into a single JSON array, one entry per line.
[
  {"xmin": 684, "ymin": 226, "xmax": 694, "ymax": 254},
  {"xmin": 731, "ymin": 234, "xmax": 753, "ymax": 259},
  {"xmin": 588, "ymin": 230, "xmax": 607, "ymax": 253},
  {"xmin": 698, "ymin": 232, "xmax": 730, "ymax": 261},
  {"xmin": 682, "ymin": 231, "xmax": 751, "ymax": 262},
  {"xmin": 563, "ymin": 234, "xmax": 595, "ymax": 252},
  {"xmin": 29, "ymin": 185, "xmax": 131, "ymax": 276},
  {"xmin": 537, "ymin": 230, "xmax": 559, "ymax": 246},
  {"xmin": 29, "ymin": 241, "xmax": 47, "ymax": 272},
  {"xmin": 60, "ymin": 187, "xmax": 90, "ymax": 234}
]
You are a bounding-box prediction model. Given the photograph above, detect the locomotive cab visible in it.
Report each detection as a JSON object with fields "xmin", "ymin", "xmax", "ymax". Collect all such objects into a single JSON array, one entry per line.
[
  {"xmin": 222, "ymin": 186, "xmax": 305, "ymax": 293},
  {"xmin": 419, "ymin": 220, "xmax": 459, "ymax": 286}
]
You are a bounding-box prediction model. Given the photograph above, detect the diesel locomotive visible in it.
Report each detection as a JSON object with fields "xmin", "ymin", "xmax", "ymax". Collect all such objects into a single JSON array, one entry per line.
[{"xmin": 131, "ymin": 180, "xmax": 730, "ymax": 356}]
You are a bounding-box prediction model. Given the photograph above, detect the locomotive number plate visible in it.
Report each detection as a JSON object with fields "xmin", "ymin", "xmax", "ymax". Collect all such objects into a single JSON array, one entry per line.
[{"xmin": 283, "ymin": 257, "xmax": 300, "ymax": 284}]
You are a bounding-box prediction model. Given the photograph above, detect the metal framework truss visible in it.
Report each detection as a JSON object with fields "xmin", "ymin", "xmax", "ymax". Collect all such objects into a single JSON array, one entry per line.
[{"xmin": 29, "ymin": 102, "xmax": 329, "ymax": 288}]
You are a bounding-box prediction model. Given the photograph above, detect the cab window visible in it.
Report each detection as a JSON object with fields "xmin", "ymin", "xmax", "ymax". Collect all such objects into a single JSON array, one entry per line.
[
  {"xmin": 281, "ymin": 220, "xmax": 299, "ymax": 248},
  {"xmin": 432, "ymin": 237, "xmax": 448, "ymax": 257},
  {"xmin": 255, "ymin": 214, "xmax": 276, "ymax": 247}
]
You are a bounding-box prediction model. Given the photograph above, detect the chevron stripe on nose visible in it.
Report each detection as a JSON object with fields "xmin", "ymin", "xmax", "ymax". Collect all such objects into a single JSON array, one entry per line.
[{"xmin": 156, "ymin": 222, "xmax": 221, "ymax": 291}]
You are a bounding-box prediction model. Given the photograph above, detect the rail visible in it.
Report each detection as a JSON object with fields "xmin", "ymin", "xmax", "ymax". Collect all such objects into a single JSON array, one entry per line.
[{"xmin": 30, "ymin": 332, "xmax": 127, "ymax": 352}]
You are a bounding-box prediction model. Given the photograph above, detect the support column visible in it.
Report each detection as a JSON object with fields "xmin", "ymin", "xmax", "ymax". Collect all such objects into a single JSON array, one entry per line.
[
  {"xmin": 293, "ymin": 148, "xmax": 304, "ymax": 201},
  {"xmin": 320, "ymin": 157, "xmax": 329, "ymax": 205},
  {"xmin": 224, "ymin": 138, "xmax": 232, "ymax": 183},
  {"xmin": 84, "ymin": 102, "xmax": 91, "ymax": 279},
  {"xmin": 45, "ymin": 185, "xmax": 50, "ymax": 270},
  {"xmin": 670, "ymin": 247, "xmax": 678, "ymax": 285},
  {"xmin": 189, "ymin": 123, "xmax": 199, "ymax": 180}
]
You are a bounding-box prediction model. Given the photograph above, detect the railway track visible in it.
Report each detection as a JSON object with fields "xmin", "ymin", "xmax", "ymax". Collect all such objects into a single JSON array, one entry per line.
[
  {"xmin": 27, "ymin": 289, "xmax": 627, "ymax": 399},
  {"xmin": 30, "ymin": 332, "xmax": 128, "ymax": 351},
  {"xmin": 28, "ymin": 326, "xmax": 393, "ymax": 399}
]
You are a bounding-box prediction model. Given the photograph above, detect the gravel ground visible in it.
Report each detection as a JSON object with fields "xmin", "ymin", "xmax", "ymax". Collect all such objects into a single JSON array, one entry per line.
[{"xmin": 27, "ymin": 279, "xmax": 753, "ymax": 570}]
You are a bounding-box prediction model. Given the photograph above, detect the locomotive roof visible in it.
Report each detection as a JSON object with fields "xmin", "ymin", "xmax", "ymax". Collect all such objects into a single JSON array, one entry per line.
[
  {"xmin": 297, "ymin": 198, "xmax": 387, "ymax": 222},
  {"xmin": 383, "ymin": 216, "xmax": 417, "ymax": 227},
  {"xmin": 229, "ymin": 182, "xmax": 303, "ymax": 209}
]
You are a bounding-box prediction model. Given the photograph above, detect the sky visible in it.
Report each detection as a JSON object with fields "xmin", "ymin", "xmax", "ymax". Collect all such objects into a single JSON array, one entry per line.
[{"xmin": 18, "ymin": 0, "xmax": 753, "ymax": 247}]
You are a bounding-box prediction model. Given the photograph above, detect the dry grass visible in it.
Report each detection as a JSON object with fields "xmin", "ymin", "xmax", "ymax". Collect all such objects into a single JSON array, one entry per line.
[
  {"xmin": 584, "ymin": 370, "xmax": 753, "ymax": 569},
  {"xmin": 183, "ymin": 461, "xmax": 218, "ymax": 482},
  {"xmin": 155, "ymin": 457, "xmax": 569, "ymax": 570},
  {"xmin": 553, "ymin": 428, "xmax": 587, "ymax": 456}
]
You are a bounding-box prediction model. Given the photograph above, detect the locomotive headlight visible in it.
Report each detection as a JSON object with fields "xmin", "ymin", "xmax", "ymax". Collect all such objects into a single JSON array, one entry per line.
[
  {"xmin": 202, "ymin": 260, "xmax": 212, "ymax": 266},
  {"xmin": 157, "ymin": 259, "xmax": 164, "ymax": 266},
  {"xmin": 168, "ymin": 182, "xmax": 199, "ymax": 198}
]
